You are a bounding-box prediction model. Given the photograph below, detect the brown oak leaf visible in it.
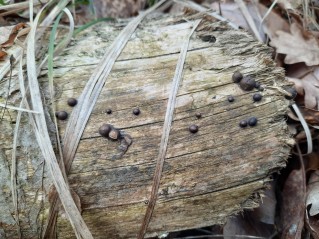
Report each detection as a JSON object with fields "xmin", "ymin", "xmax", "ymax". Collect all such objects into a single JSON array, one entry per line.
[
  {"xmin": 0, "ymin": 48, "xmax": 7, "ymax": 60},
  {"xmin": 0, "ymin": 22, "xmax": 28, "ymax": 48},
  {"xmin": 307, "ymin": 171, "xmax": 319, "ymax": 216},
  {"xmin": 281, "ymin": 169, "xmax": 305, "ymax": 239},
  {"xmin": 257, "ymin": 4, "xmax": 290, "ymax": 40},
  {"xmin": 210, "ymin": 2, "xmax": 289, "ymax": 43},
  {"xmin": 277, "ymin": 0, "xmax": 303, "ymax": 11},
  {"xmin": 287, "ymin": 66, "xmax": 319, "ymax": 109},
  {"xmin": 270, "ymin": 23, "xmax": 319, "ymax": 66}
]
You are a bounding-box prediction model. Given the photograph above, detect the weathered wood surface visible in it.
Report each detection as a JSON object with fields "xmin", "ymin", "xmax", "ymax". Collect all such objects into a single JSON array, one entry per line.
[{"xmin": 0, "ymin": 13, "xmax": 293, "ymax": 238}]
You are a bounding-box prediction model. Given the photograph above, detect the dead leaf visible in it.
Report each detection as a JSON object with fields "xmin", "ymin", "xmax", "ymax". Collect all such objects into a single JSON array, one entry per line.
[
  {"xmin": 257, "ymin": 4, "xmax": 290, "ymax": 40},
  {"xmin": 210, "ymin": 1, "xmax": 266, "ymax": 42},
  {"xmin": 0, "ymin": 22, "xmax": 27, "ymax": 48},
  {"xmin": 209, "ymin": 2, "xmax": 290, "ymax": 43},
  {"xmin": 285, "ymin": 63, "xmax": 319, "ymax": 110},
  {"xmin": 298, "ymin": 107, "xmax": 319, "ymax": 125},
  {"xmin": 277, "ymin": 0, "xmax": 303, "ymax": 11},
  {"xmin": 223, "ymin": 211, "xmax": 275, "ymax": 239},
  {"xmin": 305, "ymin": 153, "xmax": 319, "ymax": 172},
  {"xmin": 251, "ymin": 182, "xmax": 277, "ymax": 225},
  {"xmin": 270, "ymin": 23, "xmax": 319, "ymax": 66},
  {"xmin": 286, "ymin": 62, "xmax": 313, "ymax": 79},
  {"xmin": 0, "ymin": 49, "xmax": 7, "ymax": 60},
  {"xmin": 0, "ymin": 26, "xmax": 14, "ymax": 44},
  {"xmin": 223, "ymin": 183, "xmax": 277, "ymax": 239},
  {"xmin": 306, "ymin": 211, "xmax": 319, "ymax": 239},
  {"xmin": 287, "ymin": 67, "xmax": 319, "ymax": 109},
  {"xmin": 287, "ymin": 105, "xmax": 319, "ymax": 125},
  {"xmin": 306, "ymin": 171, "xmax": 319, "ymax": 216},
  {"xmin": 281, "ymin": 169, "xmax": 305, "ymax": 239}
]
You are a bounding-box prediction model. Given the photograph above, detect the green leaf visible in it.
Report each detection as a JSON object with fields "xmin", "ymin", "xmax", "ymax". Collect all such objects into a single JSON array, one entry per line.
[{"xmin": 148, "ymin": 0, "xmax": 158, "ymax": 6}]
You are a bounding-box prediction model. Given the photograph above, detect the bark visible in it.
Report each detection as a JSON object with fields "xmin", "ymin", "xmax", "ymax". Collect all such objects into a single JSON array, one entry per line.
[{"xmin": 0, "ymin": 13, "xmax": 293, "ymax": 238}]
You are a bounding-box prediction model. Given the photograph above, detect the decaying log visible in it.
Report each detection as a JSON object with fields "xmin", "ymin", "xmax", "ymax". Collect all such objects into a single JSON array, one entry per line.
[{"xmin": 0, "ymin": 12, "xmax": 294, "ymax": 238}]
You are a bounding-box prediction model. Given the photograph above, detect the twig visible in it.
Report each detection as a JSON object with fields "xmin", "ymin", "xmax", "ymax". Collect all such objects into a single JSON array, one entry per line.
[
  {"xmin": 0, "ymin": 103, "xmax": 40, "ymax": 114},
  {"xmin": 173, "ymin": 0, "xmax": 239, "ymax": 30},
  {"xmin": 1, "ymin": 55, "xmax": 15, "ymax": 120},
  {"xmin": 0, "ymin": 0, "xmax": 46, "ymax": 11}
]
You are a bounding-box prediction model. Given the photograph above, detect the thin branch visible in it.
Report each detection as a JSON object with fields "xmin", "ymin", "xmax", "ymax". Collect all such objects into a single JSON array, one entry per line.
[{"xmin": 173, "ymin": 0, "xmax": 239, "ymax": 30}]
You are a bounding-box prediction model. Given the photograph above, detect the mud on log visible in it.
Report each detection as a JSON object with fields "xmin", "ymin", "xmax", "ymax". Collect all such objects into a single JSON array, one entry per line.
[{"xmin": 0, "ymin": 12, "xmax": 293, "ymax": 238}]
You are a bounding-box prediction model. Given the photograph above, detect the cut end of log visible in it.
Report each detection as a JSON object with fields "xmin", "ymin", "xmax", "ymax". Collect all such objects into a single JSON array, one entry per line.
[{"xmin": 0, "ymin": 11, "xmax": 293, "ymax": 239}]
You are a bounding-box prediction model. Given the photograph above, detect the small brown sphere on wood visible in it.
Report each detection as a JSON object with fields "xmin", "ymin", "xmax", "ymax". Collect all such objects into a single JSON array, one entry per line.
[
  {"xmin": 195, "ymin": 112, "xmax": 202, "ymax": 119},
  {"xmin": 99, "ymin": 124, "xmax": 112, "ymax": 137},
  {"xmin": 56, "ymin": 111, "xmax": 68, "ymax": 120},
  {"xmin": 252, "ymin": 93, "xmax": 262, "ymax": 102},
  {"xmin": 133, "ymin": 108, "xmax": 140, "ymax": 115},
  {"xmin": 189, "ymin": 124, "xmax": 199, "ymax": 133},
  {"xmin": 106, "ymin": 109, "xmax": 112, "ymax": 114},
  {"xmin": 232, "ymin": 71, "xmax": 243, "ymax": 83},
  {"xmin": 239, "ymin": 76, "xmax": 256, "ymax": 91},
  {"xmin": 248, "ymin": 117, "xmax": 258, "ymax": 126},
  {"xmin": 67, "ymin": 98, "xmax": 77, "ymax": 107},
  {"xmin": 239, "ymin": 120, "xmax": 247, "ymax": 128},
  {"xmin": 109, "ymin": 128, "xmax": 120, "ymax": 140},
  {"xmin": 227, "ymin": 95, "xmax": 235, "ymax": 102}
]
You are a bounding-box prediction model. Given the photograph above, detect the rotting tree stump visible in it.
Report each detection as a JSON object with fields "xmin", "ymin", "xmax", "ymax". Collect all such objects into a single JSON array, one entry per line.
[{"xmin": 0, "ymin": 12, "xmax": 294, "ymax": 239}]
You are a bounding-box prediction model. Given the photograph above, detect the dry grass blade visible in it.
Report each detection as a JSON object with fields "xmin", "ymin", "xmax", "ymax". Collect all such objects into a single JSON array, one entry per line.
[
  {"xmin": 0, "ymin": 0, "xmax": 46, "ymax": 11},
  {"xmin": 138, "ymin": 19, "xmax": 202, "ymax": 239},
  {"xmin": 41, "ymin": 11, "xmax": 72, "ymax": 236},
  {"xmin": 29, "ymin": 0, "xmax": 34, "ymax": 24},
  {"xmin": 12, "ymin": 40, "xmax": 47, "ymax": 239},
  {"xmin": 0, "ymin": 7, "xmax": 30, "ymax": 17},
  {"xmin": 234, "ymin": 0, "xmax": 263, "ymax": 42},
  {"xmin": 173, "ymin": 0, "xmax": 239, "ymax": 29},
  {"xmin": 292, "ymin": 103, "xmax": 313, "ymax": 154},
  {"xmin": 260, "ymin": 0, "xmax": 278, "ymax": 25},
  {"xmin": 1, "ymin": 55, "xmax": 14, "ymax": 120},
  {"xmin": 0, "ymin": 103, "xmax": 40, "ymax": 113},
  {"xmin": 26, "ymin": 3, "xmax": 93, "ymax": 239}
]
